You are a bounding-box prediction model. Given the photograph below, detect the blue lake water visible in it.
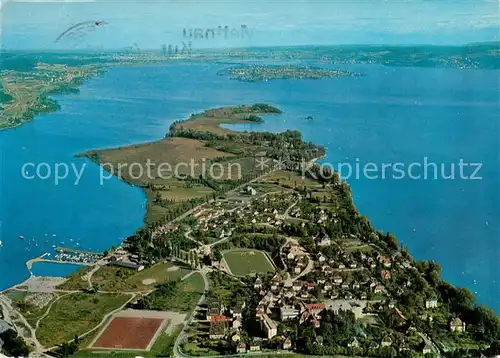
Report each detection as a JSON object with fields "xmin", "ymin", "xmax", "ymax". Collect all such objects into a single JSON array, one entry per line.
[
  {"xmin": 1, "ymin": 62, "xmax": 498, "ymax": 313},
  {"xmin": 30, "ymin": 262, "xmax": 85, "ymax": 277}
]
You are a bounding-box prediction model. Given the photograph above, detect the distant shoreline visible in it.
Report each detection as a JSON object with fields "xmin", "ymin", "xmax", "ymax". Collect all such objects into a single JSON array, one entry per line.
[{"xmin": 0, "ymin": 65, "xmax": 104, "ymax": 131}]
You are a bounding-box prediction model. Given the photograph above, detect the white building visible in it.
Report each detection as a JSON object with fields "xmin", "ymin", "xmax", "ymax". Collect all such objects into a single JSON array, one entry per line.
[
  {"xmin": 425, "ymin": 299, "xmax": 439, "ymax": 309},
  {"xmin": 260, "ymin": 314, "xmax": 277, "ymax": 339}
]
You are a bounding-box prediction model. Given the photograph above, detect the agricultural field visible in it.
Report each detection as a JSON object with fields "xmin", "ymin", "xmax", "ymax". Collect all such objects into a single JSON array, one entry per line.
[
  {"xmin": 13, "ymin": 292, "xmax": 59, "ymax": 327},
  {"xmin": 208, "ymin": 156, "xmax": 267, "ymax": 180},
  {"xmin": 246, "ymin": 182, "xmax": 289, "ymax": 193},
  {"xmin": 0, "ymin": 63, "xmax": 101, "ymax": 129},
  {"xmin": 84, "ymin": 137, "xmax": 235, "ymax": 184},
  {"xmin": 222, "ymin": 248, "xmax": 275, "ymax": 276},
  {"xmin": 206, "ymin": 271, "xmax": 246, "ymax": 306},
  {"xmin": 90, "ymin": 262, "xmax": 192, "ymax": 292},
  {"xmin": 36, "ymin": 292, "xmax": 130, "ymax": 348},
  {"xmin": 57, "ymin": 267, "xmax": 93, "ymax": 290},
  {"xmin": 135, "ymin": 272, "xmax": 205, "ymax": 313},
  {"xmin": 152, "ymin": 178, "xmax": 215, "ymax": 201},
  {"xmin": 261, "ymin": 170, "xmax": 323, "ymax": 190},
  {"xmin": 171, "ymin": 105, "xmax": 280, "ymax": 135}
]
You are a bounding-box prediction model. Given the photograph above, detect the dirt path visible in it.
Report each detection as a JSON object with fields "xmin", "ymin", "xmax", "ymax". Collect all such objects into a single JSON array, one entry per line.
[
  {"xmin": 45, "ymin": 292, "xmax": 138, "ymax": 352},
  {"xmin": 0, "ymin": 294, "xmax": 43, "ymax": 353},
  {"xmin": 34, "ymin": 292, "xmax": 74, "ymax": 331},
  {"xmin": 168, "ymin": 167, "xmax": 279, "ymax": 229},
  {"xmin": 84, "ymin": 265, "xmax": 102, "ymax": 289}
]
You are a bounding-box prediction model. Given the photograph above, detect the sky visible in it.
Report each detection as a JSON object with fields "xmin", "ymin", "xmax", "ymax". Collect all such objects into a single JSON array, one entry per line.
[{"xmin": 0, "ymin": 0, "xmax": 499, "ymax": 50}]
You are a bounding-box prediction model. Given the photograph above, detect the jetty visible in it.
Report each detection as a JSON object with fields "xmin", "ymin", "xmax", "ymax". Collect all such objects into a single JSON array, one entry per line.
[{"xmin": 25, "ymin": 247, "xmax": 102, "ymax": 274}]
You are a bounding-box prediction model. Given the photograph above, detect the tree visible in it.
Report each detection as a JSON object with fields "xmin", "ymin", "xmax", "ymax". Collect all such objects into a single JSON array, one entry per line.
[
  {"xmin": 0, "ymin": 329, "xmax": 30, "ymax": 357},
  {"xmin": 56, "ymin": 341, "xmax": 78, "ymax": 357},
  {"xmin": 213, "ymin": 249, "xmax": 223, "ymax": 262},
  {"xmin": 385, "ymin": 232, "xmax": 399, "ymax": 250},
  {"xmin": 468, "ymin": 305, "xmax": 500, "ymax": 343},
  {"xmin": 485, "ymin": 340, "xmax": 500, "ymax": 356},
  {"xmin": 399, "ymin": 351, "xmax": 420, "ymax": 358},
  {"xmin": 380, "ymin": 346, "xmax": 397, "ymax": 358},
  {"xmin": 277, "ymin": 323, "xmax": 285, "ymax": 336}
]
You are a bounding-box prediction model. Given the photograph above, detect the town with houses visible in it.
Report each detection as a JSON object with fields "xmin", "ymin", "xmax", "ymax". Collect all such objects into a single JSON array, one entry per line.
[
  {"xmin": 1, "ymin": 171, "xmax": 498, "ymax": 357},
  {"xmin": 126, "ymin": 172, "xmax": 498, "ymax": 358}
]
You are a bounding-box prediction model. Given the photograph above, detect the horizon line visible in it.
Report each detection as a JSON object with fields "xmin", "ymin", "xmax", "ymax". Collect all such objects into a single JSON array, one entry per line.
[{"xmin": 1, "ymin": 41, "xmax": 499, "ymax": 53}]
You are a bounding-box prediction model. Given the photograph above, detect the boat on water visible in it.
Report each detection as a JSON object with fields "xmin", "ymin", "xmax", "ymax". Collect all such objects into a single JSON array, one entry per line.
[
  {"xmin": 0, "ymin": 241, "xmax": 3, "ymax": 247},
  {"xmin": 19, "ymin": 236, "xmax": 24, "ymax": 240}
]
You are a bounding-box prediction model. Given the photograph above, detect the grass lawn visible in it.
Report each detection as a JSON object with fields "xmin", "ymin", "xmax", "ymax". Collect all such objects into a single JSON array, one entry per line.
[
  {"xmin": 182, "ymin": 341, "xmax": 221, "ymax": 357},
  {"xmin": 147, "ymin": 324, "xmax": 182, "ymax": 356},
  {"xmin": 139, "ymin": 272, "xmax": 205, "ymax": 313},
  {"xmin": 161, "ymin": 272, "xmax": 205, "ymax": 312},
  {"xmin": 5, "ymin": 290, "xmax": 28, "ymax": 302},
  {"xmin": 311, "ymin": 190, "xmax": 332, "ymax": 200},
  {"xmin": 154, "ymin": 178, "xmax": 215, "ymax": 201},
  {"xmin": 262, "ymin": 170, "xmax": 323, "ymax": 190},
  {"xmin": 170, "ymin": 106, "xmax": 270, "ymax": 136},
  {"xmin": 437, "ymin": 338, "xmax": 488, "ymax": 352},
  {"xmin": 223, "ymin": 248, "xmax": 275, "ymax": 276},
  {"xmin": 358, "ymin": 315, "xmax": 380, "ymax": 326},
  {"xmin": 146, "ymin": 201, "xmax": 171, "ymax": 226},
  {"xmin": 210, "ymin": 156, "xmax": 267, "ymax": 180},
  {"xmin": 85, "ymin": 137, "xmax": 234, "ymax": 184},
  {"xmin": 36, "ymin": 292, "xmax": 130, "ymax": 348},
  {"xmin": 14, "ymin": 292, "xmax": 60, "ymax": 328},
  {"xmin": 90, "ymin": 262, "xmax": 192, "ymax": 292},
  {"xmin": 57, "ymin": 267, "xmax": 93, "ymax": 290},
  {"xmin": 207, "ymin": 272, "xmax": 244, "ymax": 306},
  {"xmin": 249, "ymin": 182, "xmax": 289, "ymax": 193},
  {"xmin": 345, "ymin": 244, "xmax": 374, "ymax": 254}
]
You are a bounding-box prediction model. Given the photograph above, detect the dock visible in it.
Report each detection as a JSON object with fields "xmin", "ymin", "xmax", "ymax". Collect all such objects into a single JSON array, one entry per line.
[
  {"xmin": 26, "ymin": 253, "xmax": 93, "ymax": 272},
  {"xmin": 54, "ymin": 247, "xmax": 103, "ymax": 256}
]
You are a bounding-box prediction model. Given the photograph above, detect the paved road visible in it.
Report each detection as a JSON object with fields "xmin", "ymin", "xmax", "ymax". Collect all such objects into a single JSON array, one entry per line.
[
  {"xmin": 417, "ymin": 331, "xmax": 442, "ymax": 358},
  {"xmin": 168, "ymin": 167, "xmax": 279, "ymax": 231}
]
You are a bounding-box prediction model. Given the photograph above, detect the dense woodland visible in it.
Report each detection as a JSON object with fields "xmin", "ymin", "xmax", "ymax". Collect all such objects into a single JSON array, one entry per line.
[{"xmin": 0, "ymin": 329, "xmax": 31, "ymax": 357}]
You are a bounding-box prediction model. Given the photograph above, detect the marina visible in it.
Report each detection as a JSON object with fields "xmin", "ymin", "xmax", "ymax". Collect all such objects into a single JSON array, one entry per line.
[{"xmin": 25, "ymin": 247, "xmax": 103, "ymax": 275}]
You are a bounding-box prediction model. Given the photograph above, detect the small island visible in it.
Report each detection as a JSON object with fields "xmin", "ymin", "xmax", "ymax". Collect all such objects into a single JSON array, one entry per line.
[{"xmin": 217, "ymin": 64, "xmax": 357, "ymax": 82}]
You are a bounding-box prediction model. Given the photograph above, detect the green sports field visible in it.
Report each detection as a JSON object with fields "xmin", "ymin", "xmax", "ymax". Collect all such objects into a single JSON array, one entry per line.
[{"xmin": 223, "ymin": 249, "xmax": 275, "ymax": 276}]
